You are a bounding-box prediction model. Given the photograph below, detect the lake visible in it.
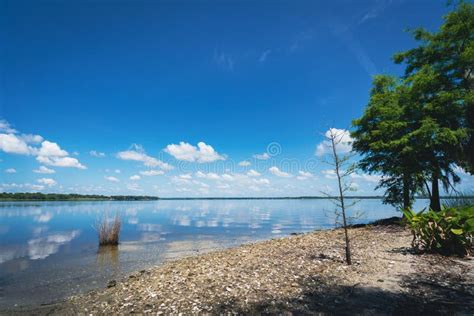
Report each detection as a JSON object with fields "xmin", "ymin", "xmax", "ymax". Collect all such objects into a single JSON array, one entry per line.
[{"xmin": 0, "ymin": 199, "xmax": 426, "ymax": 309}]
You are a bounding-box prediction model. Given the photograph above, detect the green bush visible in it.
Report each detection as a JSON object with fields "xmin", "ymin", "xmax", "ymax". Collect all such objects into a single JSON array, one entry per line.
[{"xmin": 402, "ymin": 206, "xmax": 474, "ymax": 256}]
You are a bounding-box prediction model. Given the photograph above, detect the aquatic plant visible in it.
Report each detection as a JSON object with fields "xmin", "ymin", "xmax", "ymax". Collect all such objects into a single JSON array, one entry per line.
[
  {"xmin": 96, "ymin": 213, "xmax": 122, "ymax": 246},
  {"xmin": 442, "ymin": 191, "xmax": 474, "ymax": 209}
]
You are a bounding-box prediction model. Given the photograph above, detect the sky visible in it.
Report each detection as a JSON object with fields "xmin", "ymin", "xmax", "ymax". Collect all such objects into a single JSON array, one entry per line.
[{"xmin": 1, "ymin": 0, "xmax": 473, "ymax": 197}]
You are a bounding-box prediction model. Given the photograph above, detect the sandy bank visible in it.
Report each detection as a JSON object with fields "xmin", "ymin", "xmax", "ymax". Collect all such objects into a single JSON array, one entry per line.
[{"xmin": 9, "ymin": 224, "xmax": 474, "ymax": 315}]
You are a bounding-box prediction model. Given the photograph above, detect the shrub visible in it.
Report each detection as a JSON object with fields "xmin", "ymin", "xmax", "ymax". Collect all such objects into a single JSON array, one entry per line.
[
  {"xmin": 402, "ymin": 206, "xmax": 474, "ymax": 256},
  {"xmin": 95, "ymin": 213, "xmax": 121, "ymax": 246}
]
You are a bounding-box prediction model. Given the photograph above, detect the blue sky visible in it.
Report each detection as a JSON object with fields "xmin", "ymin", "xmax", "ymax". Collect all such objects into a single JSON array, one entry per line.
[{"xmin": 1, "ymin": 0, "xmax": 473, "ymax": 197}]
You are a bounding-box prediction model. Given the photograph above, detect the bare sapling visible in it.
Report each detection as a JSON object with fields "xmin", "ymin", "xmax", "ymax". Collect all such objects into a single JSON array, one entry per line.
[{"xmin": 320, "ymin": 128, "xmax": 359, "ymax": 265}]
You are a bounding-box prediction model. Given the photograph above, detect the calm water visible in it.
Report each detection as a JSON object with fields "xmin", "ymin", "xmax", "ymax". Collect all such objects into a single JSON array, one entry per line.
[{"xmin": 0, "ymin": 199, "xmax": 425, "ymax": 308}]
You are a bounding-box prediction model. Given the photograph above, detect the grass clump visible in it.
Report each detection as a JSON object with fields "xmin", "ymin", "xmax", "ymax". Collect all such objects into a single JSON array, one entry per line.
[
  {"xmin": 403, "ymin": 206, "xmax": 474, "ymax": 256},
  {"xmin": 442, "ymin": 191, "xmax": 474, "ymax": 209},
  {"xmin": 96, "ymin": 213, "xmax": 121, "ymax": 246}
]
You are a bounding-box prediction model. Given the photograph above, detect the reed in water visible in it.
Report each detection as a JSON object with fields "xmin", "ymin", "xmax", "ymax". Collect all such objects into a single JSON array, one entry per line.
[{"xmin": 96, "ymin": 213, "xmax": 121, "ymax": 246}]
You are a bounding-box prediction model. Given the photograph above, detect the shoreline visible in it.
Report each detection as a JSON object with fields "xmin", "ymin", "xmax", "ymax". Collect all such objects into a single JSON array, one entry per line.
[{"xmin": 5, "ymin": 222, "xmax": 473, "ymax": 315}]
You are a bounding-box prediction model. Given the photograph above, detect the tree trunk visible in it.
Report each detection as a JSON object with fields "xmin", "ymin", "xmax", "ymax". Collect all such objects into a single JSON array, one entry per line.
[
  {"xmin": 402, "ymin": 172, "xmax": 411, "ymax": 211},
  {"xmin": 330, "ymin": 134, "xmax": 352, "ymax": 265},
  {"xmin": 430, "ymin": 171, "xmax": 441, "ymax": 212}
]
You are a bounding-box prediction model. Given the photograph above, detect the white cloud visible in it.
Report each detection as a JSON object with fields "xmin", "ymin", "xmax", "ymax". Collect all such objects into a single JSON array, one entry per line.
[
  {"xmin": 222, "ymin": 174, "xmax": 235, "ymax": 181},
  {"xmin": 33, "ymin": 166, "xmax": 55, "ymax": 174},
  {"xmin": 37, "ymin": 141, "xmax": 68, "ymax": 157},
  {"xmin": 247, "ymin": 169, "xmax": 261, "ymax": 177},
  {"xmin": 253, "ymin": 178, "xmax": 270, "ymax": 185},
  {"xmin": 114, "ymin": 169, "xmax": 121, "ymax": 174},
  {"xmin": 21, "ymin": 134, "xmax": 43, "ymax": 144},
  {"xmin": 297, "ymin": 171, "xmax": 314, "ymax": 180},
  {"xmin": 104, "ymin": 176, "xmax": 119, "ymax": 182},
  {"xmin": 36, "ymin": 156, "xmax": 86, "ymax": 169},
  {"xmin": 5, "ymin": 168, "xmax": 16, "ymax": 173},
  {"xmin": 117, "ymin": 144, "xmax": 173, "ymax": 170},
  {"xmin": 130, "ymin": 175, "xmax": 141, "ymax": 181},
  {"xmin": 165, "ymin": 142, "xmax": 224, "ymax": 163},
  {"xmin": 127, "ymin": 183, "xmax": 142, "ymax": 192},
  {"xmin": 350, "ymin": 173, "xmax": 381, "ymax": 183},
  {"xmin": 179, "ymin": 173, "xmax": 192, "ymax": 179},
  {"xmin": 316, "ymin": 128, "xmax": 353, "ymax": 157},
  {"xmin": 321, "ymin": 169, "xmax": 337, "ymax": 179},
  {"xmin": 37, "ymin": 178, "xmax": 57, "ymax": 186},
  {"xmin": 269, "ymin": 166, "xmax": 292, "ymax": 178},
  {"xmin": 171, "ymin": 176, "xmax": 191, "ymax": 185},
  {"xmin": 34, "ymin": 141, "xmax": 86, "ymax": 169},
  {"xmin": 89, "ymin": 150, "xmax": 105, "ymax": 157},
  {"xmin": 140, "ymin": 170, "xmax": 164, "ymax": 176},
  {"xmin": 0, "ymin": 120, "xmax": 17, "ymax": 133},
  {"xmin": 299, "ymin": 171, "xmax": 313, "ymax": 177},
  {"xmin": 0, "ymin": 133, "xmax": 32, "ymax": 155},
  {"xmin": 195, "ymin": 171, "xmax": 220, "ymax": 180},
  {"xmin": 0, "ymin": 120, "xmax": 86, "ymax": 169},
  {"xmin": 239, "ymin": 160, "xmax": 251, "ymax": 167},
  {"xmin": 253, "ymin": 152, "xmax": 270, "ymax": 160}
]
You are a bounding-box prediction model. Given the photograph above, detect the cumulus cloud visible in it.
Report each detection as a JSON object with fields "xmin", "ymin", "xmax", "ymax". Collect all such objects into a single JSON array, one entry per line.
[
  {"xmin": 238, "ymin": 160, "xmax": 251, "ymax": 167},
  {"xmin": 165, "ymin": 142, "xmax": 224, "ymax": 163},
  {"xmin": 130, "ymin": 175, "xmax": 141, "ymax": 181},
  {"xmin": 269, "ymin": 166, "xmax": 292, "ymax": 178},
  {"xmin": 117, "ymin": 144, "xmax": 173, "ymax": 170},
  {"xmin": 195, "ymin": 171, "xmax": 220, "ymax": 180},
  {"xmin": 253, "ymin": 152, "xmax": 270, "ymax": 160},
  {"xmin": 321, "ymin": 169, "xmax": 337, "ymax": 179},
  {"xmin": 0, "ymin": 120, "xmax": 87, "ymax": 169},
  {"xmin": 0, "ymin": 120, "xmax": 17, "ymax": 133},
  {"xmin": 179, "ymin": 174, "xmax": 192, "ymax": 180},
  {"xmin": 21, "ymin": 134, "xmax": 44, "ymax": 144},
  {"xmin": 316, "ymin": 128, "xmax": 353, "ymax": 157},
  {"xmin": 33, "ymin": 166, "xmax": 55, "ymax": 174},
  {"xmin": 5, "ymin": 168, "xmax": 16, "ymax": 173},
  {"xmin": 89, "ymin": 150, "xmax": 105, "ymax": 158},
  {"xmin": 350, "ymin": 173, "xmax": 381, "ymax": 183},
  {"xmin": 36, "ymin": 155, "xmax": 86, "ymax": 169},
  {"xmin": 37, "ymin": 178, "xmax": 57, "ymax": 186},
  {"xmin": 297, "ymin": 171, "xmax": 314, "ymax": 180},
  {"xmin": 37, "ymin": 141, "xmax": 68, "ymax": 157},
  {"xmin": 0, "ymin": 133, "xmax": 32, "ymax": 155},
  {"xmin": 139, "ymin": 170, "xmax": 164, "ymax": 176},
  {"xmin": 104, "ymin": 176, "xmax": 119, "ymax": 182},
  {"xmin": 247, "ymin": 169, "xmax": 261, "ymax": 177}
]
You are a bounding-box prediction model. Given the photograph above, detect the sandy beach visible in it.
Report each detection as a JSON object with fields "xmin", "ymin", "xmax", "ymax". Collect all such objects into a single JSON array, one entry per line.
[{"xmin": 7, "ymin": 222, "xmax": 472, "ymax": 315}]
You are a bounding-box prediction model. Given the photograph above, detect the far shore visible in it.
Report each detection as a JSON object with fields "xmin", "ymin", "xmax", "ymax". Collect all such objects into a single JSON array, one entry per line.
[{"xmin": 6, "ymin": 219, "xmax": 473, "ymax": 315}]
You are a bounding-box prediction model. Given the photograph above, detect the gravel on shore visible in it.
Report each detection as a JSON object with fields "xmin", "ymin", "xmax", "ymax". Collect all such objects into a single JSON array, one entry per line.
[{"xmin": 8, "ymin": 224, "xmax": 474, "ymax": 315}]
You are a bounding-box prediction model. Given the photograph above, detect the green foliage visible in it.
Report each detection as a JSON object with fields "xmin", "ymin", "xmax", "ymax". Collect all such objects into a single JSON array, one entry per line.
[
  {"xmin": 352, "ymin": 75, "xmax": 427, "ymax": 210},
  {"xmin": 403, "ymin": 206, "xmax": 474, "ymax": 256},
  {"xmin": 0, "ymin": 192, "xmax": 159, "ymax": 201},
  {"xmin": 352, "ymin": 3, "xmax": 474, "ymax": 211},
  {"xmin": 394, "ymin": 1, "xmax": 474, "ymax": 174}
]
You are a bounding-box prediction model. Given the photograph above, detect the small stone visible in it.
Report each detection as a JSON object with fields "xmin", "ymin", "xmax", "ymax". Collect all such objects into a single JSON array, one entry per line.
[{"xmin": 107, "ymin": 280, "xmax": 116, "ymax": 288}]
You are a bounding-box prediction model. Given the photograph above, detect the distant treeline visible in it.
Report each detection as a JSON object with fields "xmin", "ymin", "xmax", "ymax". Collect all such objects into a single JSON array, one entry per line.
[
  {"xmin": 1, "ymin": 192, "xmax": 470, "ymax": 202},
  {"xmin": 0, "ymin": 192, "xmax": 160, "ymax": 201}
]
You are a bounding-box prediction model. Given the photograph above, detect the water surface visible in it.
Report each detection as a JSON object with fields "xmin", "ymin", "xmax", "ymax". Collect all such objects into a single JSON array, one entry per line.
[{"xmin": 0, "ymin": 199, "xmax": 423, "ymax": 308}]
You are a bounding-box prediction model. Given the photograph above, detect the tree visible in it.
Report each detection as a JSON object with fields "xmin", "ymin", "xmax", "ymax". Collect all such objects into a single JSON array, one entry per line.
[
  {"xmin": 352, "ymin": 75, "xmax": 427, "ymax": 210},
  {"xmin": 320, "ymin": 128, "xmax": 355, "ymax": 265},
  {"xmin": 353, "ymin": 3, "xmax": 472, "ymax": 212},
  {"xmin": 393, "ymin": 2, "xmax": 474, "ymax": 210}
]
